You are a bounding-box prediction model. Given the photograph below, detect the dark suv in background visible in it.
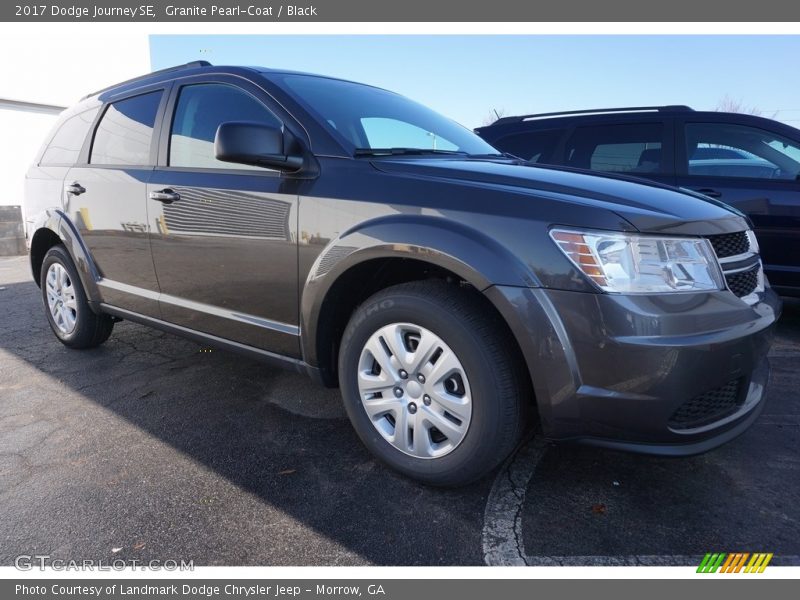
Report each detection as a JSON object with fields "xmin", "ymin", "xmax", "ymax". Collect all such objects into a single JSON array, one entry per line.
[
  {"xmin": 477, "ymin": 106, "xmax": 800, "ymax": 296},
  {"xmin": 26, "ymin": 65, "xmax": 780, "ymax": 485}
]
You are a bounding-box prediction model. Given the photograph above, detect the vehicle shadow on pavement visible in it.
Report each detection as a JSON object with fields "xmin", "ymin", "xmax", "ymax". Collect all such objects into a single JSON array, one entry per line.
[
  {"xmin": 0, "ymin": 277, "xmax": 491, "ymax": 566},
  {"xmin": 1, "ymin": 271, "xmax": 798, "ymax": 566}
]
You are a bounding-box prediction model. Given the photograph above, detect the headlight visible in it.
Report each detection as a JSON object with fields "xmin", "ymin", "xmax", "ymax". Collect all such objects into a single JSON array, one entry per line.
[{"xmin": 550, "ymin": 228, "xmax": 724, "ymax": 294}]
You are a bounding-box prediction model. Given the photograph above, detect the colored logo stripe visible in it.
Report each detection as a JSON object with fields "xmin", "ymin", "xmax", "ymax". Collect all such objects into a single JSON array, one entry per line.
[{"xmin": 697, "ymin": 552, "xmax": 773, "ymax": 573}]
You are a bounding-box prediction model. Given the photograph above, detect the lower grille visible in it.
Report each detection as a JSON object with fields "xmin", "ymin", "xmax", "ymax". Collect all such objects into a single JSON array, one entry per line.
[
  {"xmin": 668, "ymin": 378, "xmax": 744, "ymax": 430},
  {"xmin": 726, "ymin": 265, "xmax": 760, "ymax": 298}
]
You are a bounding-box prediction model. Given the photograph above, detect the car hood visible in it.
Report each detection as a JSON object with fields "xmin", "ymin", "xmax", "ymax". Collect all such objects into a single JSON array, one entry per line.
[{"xmin": 371, "ymin": 158, "xmax": 749, "ymax": 235}]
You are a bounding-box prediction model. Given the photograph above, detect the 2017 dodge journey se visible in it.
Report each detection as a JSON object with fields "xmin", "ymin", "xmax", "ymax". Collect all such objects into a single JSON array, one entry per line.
[{"xmin": 25, "ymin": 62, "xmax": 781, "ymax": 485}]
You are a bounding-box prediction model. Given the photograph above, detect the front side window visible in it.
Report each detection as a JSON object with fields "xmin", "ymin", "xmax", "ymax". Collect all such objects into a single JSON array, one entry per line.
[
  {"xmin": 277, "ymin": 74, "xmax": 499, "ymax": 156},
  {"xmin": 40, "ymin": 107, "xmax": 100, "ymax": 165},
  {"xmin": 90, "ymin": 91, "xmax": 162, "ymax": 166},
  {"xmin": 685, "ymin": 122, "xmax": 800, "ymax": 180},
  {"xmin": 169, "ymin": 83, "xmax": 281, "ymax": 170},
  {"xmin": 565, "ymin": 123, "xmax": 664, "ymax": 174}
]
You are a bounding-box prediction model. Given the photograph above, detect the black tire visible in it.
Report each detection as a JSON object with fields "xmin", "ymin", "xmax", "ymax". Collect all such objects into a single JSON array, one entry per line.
[
  {"xmin": 338, "ymin": 280, "xmax": 529, "ymax": 486},
  {"xmin": 40, "ymin": 245, "xmax": 114, "ymax": 349}
]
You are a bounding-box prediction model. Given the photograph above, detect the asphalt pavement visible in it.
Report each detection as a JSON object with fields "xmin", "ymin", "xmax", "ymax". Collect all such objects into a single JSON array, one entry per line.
[{"xmin": 1, "ymin": 255, "xmax": 798, "ymax": 566}]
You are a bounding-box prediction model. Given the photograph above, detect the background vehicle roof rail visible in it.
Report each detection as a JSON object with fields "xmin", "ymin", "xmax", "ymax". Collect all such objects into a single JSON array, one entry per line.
[
  {"xmin": 491, "ymin": 105, "xmax": 694, "ymax": 125},
  {"xmin": 81, "ymin": 61, "xmax": 213, "ymax": 100}
]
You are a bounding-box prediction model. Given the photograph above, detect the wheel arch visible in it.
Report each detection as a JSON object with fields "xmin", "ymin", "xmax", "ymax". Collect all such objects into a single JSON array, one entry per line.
[
  {"xmin": 29, "ymin": 209, "xmax": 102, "ymax": 308},
  {"xmin": 300, "ymin": 215, "xmax": 540, "ymax": 389}
]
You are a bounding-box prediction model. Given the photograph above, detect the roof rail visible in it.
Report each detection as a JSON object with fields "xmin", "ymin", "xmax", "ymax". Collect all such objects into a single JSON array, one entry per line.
[
  {"xmin": 81, "ymin": 61, "xmax": 212, "ymax": 100},
  {"xmin": 491, "ymin": 105, "xmax": 694, "ymax": 125}
]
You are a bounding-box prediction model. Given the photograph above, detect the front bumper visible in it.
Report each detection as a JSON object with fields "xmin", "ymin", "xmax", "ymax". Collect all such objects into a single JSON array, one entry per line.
[{"xmin": 486, "ymin": 284, "xmax": 782, "ymax": 455}]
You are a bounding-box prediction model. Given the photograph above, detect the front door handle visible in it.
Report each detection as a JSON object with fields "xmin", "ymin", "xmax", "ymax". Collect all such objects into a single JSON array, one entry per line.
[
  {"xmin": 693, "ymin": 188, "xmax": 722, "ymax": 198},
  {"xmin": 149, "ymin": 188, "xmax": 180, "ymax": 204},
  {"xmin": 65, "ymin": 182, "xmax": 86, "ymax": 196}
]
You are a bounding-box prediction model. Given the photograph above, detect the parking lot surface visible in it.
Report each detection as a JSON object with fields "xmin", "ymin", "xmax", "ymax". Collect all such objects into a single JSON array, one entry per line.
[{"xmin": 1, "ymin": 255, "xmax": 798, "ymax": 566}]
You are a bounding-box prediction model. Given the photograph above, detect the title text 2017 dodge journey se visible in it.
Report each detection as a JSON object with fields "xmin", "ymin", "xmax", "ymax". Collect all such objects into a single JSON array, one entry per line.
[{"xmin": 26, "ymin": 62, "xmax": 781, "ymax": 485}]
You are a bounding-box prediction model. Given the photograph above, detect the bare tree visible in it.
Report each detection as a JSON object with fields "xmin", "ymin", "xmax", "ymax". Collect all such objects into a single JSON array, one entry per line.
[
  {"xmin": 481, "ymin": 108, "xmax": 507, "ymax": 126},
  {"xmin": 716, "ymin": 95, "xmax": 777, "ymax": 119}
]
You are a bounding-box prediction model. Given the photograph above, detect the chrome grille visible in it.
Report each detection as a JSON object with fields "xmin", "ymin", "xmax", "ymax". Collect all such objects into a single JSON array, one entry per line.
[
  {"xmin": 726, "ymin": 265, "xmax": 761, "ymax": 298},
  {"xmin": 707, "ymin": 231, "xmax": 750, "ymax": 259},
  {"xmin": 705, "ymin": 230, "xmax": 763, "ymax": 300}
]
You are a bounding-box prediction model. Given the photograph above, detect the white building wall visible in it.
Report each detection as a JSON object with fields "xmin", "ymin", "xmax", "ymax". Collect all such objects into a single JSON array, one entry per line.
[{"xmin": 0, "ymin": 33, "xmax": 151, "ymax": 210}]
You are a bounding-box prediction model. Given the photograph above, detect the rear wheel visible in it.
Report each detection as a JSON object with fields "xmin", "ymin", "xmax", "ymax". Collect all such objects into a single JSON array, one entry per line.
[
  {"xmin": 338, "ymin": 280, "xmax": 529, "ymax": 486},
  {"xmin": 40, "ymin": 245, "xmax": 114, "ymax": 349}
]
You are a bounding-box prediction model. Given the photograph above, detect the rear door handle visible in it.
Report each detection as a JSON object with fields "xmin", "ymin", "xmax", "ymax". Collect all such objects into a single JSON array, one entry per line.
[
  {"xmin": 65, "ymin": 182, "xmax": 85, "ymax": 196},
  {"xmin": 693, "ymin": 188, "xmax": 722, "ymax": 198},
  {"xmin": 149, "ymin": 188, "xmax": 180, "ymax": 204}
]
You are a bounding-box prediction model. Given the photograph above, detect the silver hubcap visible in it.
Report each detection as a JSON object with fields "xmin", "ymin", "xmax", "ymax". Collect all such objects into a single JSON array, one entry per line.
[
  {"xmin": 45, "ymin": 263, "xmax": 77, "ymax": 335},
  {"xmin": 357, "ymin": 322, "xmax": 472, "ymax": 459}
]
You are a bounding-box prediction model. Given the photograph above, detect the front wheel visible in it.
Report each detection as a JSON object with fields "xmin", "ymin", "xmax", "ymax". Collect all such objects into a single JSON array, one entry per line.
[{"xmin": 338, "ymin": 281, "xmax": 529, "ymax": 486}]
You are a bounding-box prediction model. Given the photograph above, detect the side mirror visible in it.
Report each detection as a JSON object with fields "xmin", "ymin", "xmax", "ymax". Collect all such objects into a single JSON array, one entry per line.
[{"xmin": 214, "ymin": 121, "xmax": 304, "ymax": 171}]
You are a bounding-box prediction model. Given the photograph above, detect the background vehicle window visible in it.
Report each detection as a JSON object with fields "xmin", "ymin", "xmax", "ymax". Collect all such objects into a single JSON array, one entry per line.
[
  {"xmin": 361, "ymin": 117, "xmax": 458, "ymax": 151},
  {"xmin": 565, "ymin": 123, "xmax": 664, "ymax": 174},
  {"xmin": 169, "ymin": 83, "xmax": 282, "ymax": 170},
  {"xmin": 40, "ymin": 107, "xmax": 100, "ymax": 165},
  {"xmin": 685, "ymin": 123, "xmax": 800, "ymax": 180},
  {"xmin": 493, "ymin": 130, "xmax": 562, "ymax": 163},
  {"xmin": 90, "ymin": 92, "xmax": 162, "ymax": 166}
]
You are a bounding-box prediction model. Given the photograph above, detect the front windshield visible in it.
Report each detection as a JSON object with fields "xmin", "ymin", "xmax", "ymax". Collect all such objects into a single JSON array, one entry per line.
[{"xmin": 277, "ymin": 73, "xmax": 500, "ymax": 156}]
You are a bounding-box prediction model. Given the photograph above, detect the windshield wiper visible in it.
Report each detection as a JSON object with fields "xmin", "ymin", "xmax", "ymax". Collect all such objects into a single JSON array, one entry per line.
[
  {"xmin": 467, "ymin": 152, "xmax": 518, "ymax": 159},
  {"xmin": 354, "ymin": 147, "xmax": 468, "ymax": 157}
]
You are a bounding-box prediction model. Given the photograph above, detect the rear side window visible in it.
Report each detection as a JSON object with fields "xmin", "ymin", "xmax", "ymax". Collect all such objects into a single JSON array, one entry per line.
[
  {"xmin": 565, "ymin": 123, "xmax": 665, "ymax": 174},
  {"xmin": 169, "ymin": 83, "xmax": 281, "ymax": 170},
  {"xmin": 492, "ymin": 130, "xmax": 563, "ymax": 163},
  {"xmin": 40, "ymin": 107, "xmax": 100, "ymax": 166},
  {"xmin": 90, "ymin": 91, "xmax": 162, "ymax": 166}
]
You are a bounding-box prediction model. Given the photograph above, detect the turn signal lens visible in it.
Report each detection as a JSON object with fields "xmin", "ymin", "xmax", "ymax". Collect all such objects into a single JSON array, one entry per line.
[{"xmin": 550, "ymin": 229, "xmax": 724, "ymax": 294}]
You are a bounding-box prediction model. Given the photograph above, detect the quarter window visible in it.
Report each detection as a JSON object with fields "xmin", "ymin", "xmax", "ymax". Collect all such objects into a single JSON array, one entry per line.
[
  {"xmin": 685, "ymin": 123, "xmax": 800, "ymax": 180},
  {"xmin": 169, "ymin": 83, "xmax": 281, "ymax": 170},
  {"xmin": 40, "ymin": 107, "xmax": 100, "ymax": 165},
  {"xmin": 565, "ymin": 123, "xmax": 665, "ymax": 174},
  {"xmin": 90, "ymin": 92, "xmax": 162, "ymax": 166},
  {"xmin": 493, "ymin": 130, "xmax": 563, "ymax": 163}
]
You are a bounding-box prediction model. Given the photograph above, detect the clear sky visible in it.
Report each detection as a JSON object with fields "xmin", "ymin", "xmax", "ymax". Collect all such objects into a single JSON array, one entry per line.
[{"xmin": 150, "ymin": 35, "xmax": 800, "ymax": 130}]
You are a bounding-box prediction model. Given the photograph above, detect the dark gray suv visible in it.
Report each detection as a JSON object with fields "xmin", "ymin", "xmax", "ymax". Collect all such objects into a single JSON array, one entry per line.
[{"xmin": 25, "ymin": 63, "xmax": 781, "ymax": 485}]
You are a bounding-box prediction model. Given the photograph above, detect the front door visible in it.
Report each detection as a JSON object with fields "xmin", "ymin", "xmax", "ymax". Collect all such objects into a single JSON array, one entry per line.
[
  {"xmin": 147, "ymin": 79, "xmax": 301, "ymax": 356},
  {"xmin": 676, "ymin": 120, "xmax": 800, "ymax": 293}
]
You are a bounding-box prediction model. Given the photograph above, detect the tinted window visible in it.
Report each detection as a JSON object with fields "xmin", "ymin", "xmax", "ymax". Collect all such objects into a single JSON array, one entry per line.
[
  {"xmin": 565, "ymin": 123, "xmax": 664, "ymax": 174},
  {"xmin": 170, "ymin": 83, "xmax": 281, "ymax": 169},
  {"xmin": 40, "ymin": 107, "xmax": 100, "ymax": 165},
  {"xmin": 493, "ymin": 130, "xmax": 563, "ymax": 163},
  {"xmin": 90, "ymin": 92, "xmax": 162, "ymax": 166},
  {"xmin": 685, "ymin": 122, "xmax": 800, "ymax": 180},
  {"xmin": 278, "ymin": 74, "xmax": 499, "ymax": 155}
]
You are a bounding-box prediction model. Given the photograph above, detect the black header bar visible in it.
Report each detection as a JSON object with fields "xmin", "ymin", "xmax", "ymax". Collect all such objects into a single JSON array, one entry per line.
[{"xmin": 3, "ymin": 1, "xmax": 800, "ymax": 22}]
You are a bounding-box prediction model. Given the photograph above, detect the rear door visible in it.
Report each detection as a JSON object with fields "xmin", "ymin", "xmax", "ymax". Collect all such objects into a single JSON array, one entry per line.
[
  {"xmin": 675, "ymin": 118, "xmax": 800, "ymax": 293},
  {"xmin": 147, "ymin": 75, "xmax": 301, "ymax": 356},
  {"xmin": 64, "ymin": 86, "xmax": 167, "ymax": 316}
]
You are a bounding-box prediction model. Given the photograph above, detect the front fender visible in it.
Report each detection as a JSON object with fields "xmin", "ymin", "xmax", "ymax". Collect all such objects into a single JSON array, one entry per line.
[
  {"xmin": 30, "ymin": 209, "xmax": 102, "ymax": 306},
  {"xmin": 299, "ymin": 214, "xmax": 541, "ymax": 367}
]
